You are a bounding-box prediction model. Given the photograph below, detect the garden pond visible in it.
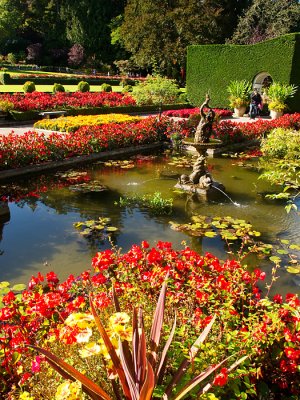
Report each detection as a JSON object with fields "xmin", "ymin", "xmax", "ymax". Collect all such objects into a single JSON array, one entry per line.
[{"xmin": 0, "ymin": 149, "xmax": 300, "ymax": 296}]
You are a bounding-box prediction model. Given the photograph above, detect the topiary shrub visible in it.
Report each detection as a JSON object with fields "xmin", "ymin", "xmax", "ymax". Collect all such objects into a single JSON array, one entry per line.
[
  {"xmin": 100, "ymin": 83, "xmax": 112, "ymax": 92},
  {"xmin": 52, "ymin": 83, "xmax": 65, "ymax": 93},
  {"xmin": 77, "ymin": 80, "xmax": 90, "ymax": 92},
  {"xmin": 122, "ymin": 84, "xmax": 133, "ymax": 93},
  {"xmin": 23, "ymin": 81, "xmax": 36, "ymax": 93}
]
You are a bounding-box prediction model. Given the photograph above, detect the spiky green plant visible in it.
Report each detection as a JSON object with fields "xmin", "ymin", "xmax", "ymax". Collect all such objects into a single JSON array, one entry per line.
[
  {"xmin": 266, "ymin": 82, "xmax": 298, "ymax": 111},
  {"xmin": 226, "ymin": 80, "xmax": 252, "ymax": 108}
]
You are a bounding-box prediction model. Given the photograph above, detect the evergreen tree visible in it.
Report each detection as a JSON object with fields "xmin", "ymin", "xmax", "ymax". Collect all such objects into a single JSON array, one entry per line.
[{"xmin": 230, "ymin": 0, "xmax": 300, "ymax": 44}]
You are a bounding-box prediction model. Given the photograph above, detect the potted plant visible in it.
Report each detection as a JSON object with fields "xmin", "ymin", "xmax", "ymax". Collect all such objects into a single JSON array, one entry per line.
[
  {"xmin": 227, "ymin": 80, "xmax": 252, "ymax": 117},
  {"xmin": 265, "ymin": 82, "xmax": 298, "ymax": 119}
]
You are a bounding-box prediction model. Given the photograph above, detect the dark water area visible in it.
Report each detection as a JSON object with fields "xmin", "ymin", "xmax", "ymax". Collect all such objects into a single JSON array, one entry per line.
[{"xmin": 0, "ymin": 150, "xmax": 299, "ymax": 296}]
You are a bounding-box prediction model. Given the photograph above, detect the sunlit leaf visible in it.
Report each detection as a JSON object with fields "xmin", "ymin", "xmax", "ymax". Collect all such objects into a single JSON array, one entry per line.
[
  {"xmin": 204, "ymin": 231, "xmax": 217, "ymax": 238},
  {"xmin": 289, "ymin": 244, "xmax": 300, "ymax": 250},
  {"xmin": 286, "ymin": 266, "xmax": 300, "ymax": 274},
  {"xmin": 106, "ymin": 227, "xmax": 118, "ymax": 232},
  {"xmin": 276, "ymin": 249, "xmax": 288, "ymax": 255},
  {"xmin": 269, "ymin": 256, "xmax": 281, "ymax": 264},
  {"xmin": 12, "ymin": 284, "xmax": 26, "ymax": 292}
]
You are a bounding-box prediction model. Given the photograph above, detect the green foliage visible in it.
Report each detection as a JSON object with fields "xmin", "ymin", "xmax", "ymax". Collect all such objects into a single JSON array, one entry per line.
[
  {"xmin": 261, "ymin": 128, "xmax": 300, "ymax": 159},
  {"xmin": 116, "ymin": 191, "xmax": 173, "ymax": 215},
  {"xmin": 100, "ymin": 83, "xmax": 112, "ymax": 92},
  {"xmin": 229, "ymin": 0, "xmax": 300, "ymax": 45},
  {"xmin": 0, "ymin": 99, "xmax": 14, "ymax": 112},
  {"xmin": 23, "ymin": 81, "xmax": 35, "ymax": 93},
  {"xmin": 77, "ymin": 80, "xmax": 90, "ymax": 92},
  {"xmin": 266, "ymin": 82, "xmax": 298, "ymax": 111},
  {"xmin": 259, "ymin": 127, "xmax": 300, "ymax": 211},
  {"xmin": 6, "ymin": 52, "xmax": 17, "ymax": 64},
  {"xmin": 122, "ymin": 84, "xmax": 133, "ymax": 93},
  {"xmin": 227, "ymin": 80, "xmax": 252, "ymax": 108},
  {"xmin": 52, "ymin": 83, "xmax": 65, "ymax": 93},
  {"xmin": 132, "ymin": 75, "xmax": 180, "ymax": 105},
  {"xmin": 186, "ymin": 33, "xmax": 300, "ymax": 111}
]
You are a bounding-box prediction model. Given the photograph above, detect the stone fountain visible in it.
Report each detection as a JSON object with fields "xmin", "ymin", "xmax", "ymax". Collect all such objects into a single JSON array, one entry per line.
[{"xmin": 175, "ymin": 94, "xmax": 225, "ymax": 198}]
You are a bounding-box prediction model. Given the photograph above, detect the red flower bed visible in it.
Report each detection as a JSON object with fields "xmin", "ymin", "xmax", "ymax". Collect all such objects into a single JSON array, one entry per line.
[
  {"xmin": 0, "ymin": 116, "xmax": 180, "ymax": 170},
  {"xmin": 1, "ymin": 242, "xmax": 299, "ymax": 398},
  {"xmin": 0, "ymin": 91, "xmax": 136, "ymax": 112},
  {"xmin": 162, "ymin": 107, "xmax": 233, "ymax": 118},
  {"xmin": 213, "ymin": 113, "xmax": 300, "ymax": 144}
]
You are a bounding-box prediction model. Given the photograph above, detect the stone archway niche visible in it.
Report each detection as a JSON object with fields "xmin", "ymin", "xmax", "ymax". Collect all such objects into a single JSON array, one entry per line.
[{"xmin": 252, "ymin": 72, "xmax": 273, "ymax": 93}]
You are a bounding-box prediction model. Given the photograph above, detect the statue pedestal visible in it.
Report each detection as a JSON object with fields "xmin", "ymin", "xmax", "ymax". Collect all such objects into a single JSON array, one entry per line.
[{"xmin": 174, "ymin": 181, "xmax": 225, "ymax": 200}]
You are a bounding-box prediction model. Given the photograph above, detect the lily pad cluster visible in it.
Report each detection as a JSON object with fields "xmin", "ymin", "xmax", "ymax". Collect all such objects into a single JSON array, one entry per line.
[
  {"xmin": 103, "ymin": 160, "xmax": 135, "ymax": 169},
  {"xmin": 55, "ymin": 171, "xmax": 90, "ymax": 183},
  {"xmin": 170, "ymin": 215, "xmax": 272, "ymax": 257},
  {"xmin": 73, "ymin": 217, "xmax": 118, "ymax": 239},
  {"xmin": 68, "ymin": 181, "xmax": 108, "ymax": 193},
  {"xmin": 167, "ymin": 155, "xmax": 196, "ymax": 169}
]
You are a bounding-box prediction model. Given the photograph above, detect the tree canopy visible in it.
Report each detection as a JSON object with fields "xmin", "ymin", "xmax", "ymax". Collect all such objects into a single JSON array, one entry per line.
[{"xmin": 0, "ymin": 0, "xmax": 299, "ymax": 74}]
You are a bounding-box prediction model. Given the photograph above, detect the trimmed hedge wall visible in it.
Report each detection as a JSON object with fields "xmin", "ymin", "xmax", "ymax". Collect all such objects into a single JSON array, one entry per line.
[{"xmin": 187, "ymin": 33, "xmax": 300, "ymax": 112}]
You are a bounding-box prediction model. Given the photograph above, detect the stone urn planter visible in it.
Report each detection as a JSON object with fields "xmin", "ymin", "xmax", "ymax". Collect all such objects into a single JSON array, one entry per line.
[
  {"xmin": 234, "ymin": 106, "xmax": 246, "ymax": 117},
  {"xmin": 270, "ymin": 110, "xmax": 283, "ymax": 119}
]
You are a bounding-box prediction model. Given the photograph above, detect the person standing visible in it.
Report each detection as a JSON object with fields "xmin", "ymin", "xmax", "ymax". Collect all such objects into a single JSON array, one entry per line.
[{"xmin": 249, "ymin": 88, "xmax": 262, "ymax": 119}]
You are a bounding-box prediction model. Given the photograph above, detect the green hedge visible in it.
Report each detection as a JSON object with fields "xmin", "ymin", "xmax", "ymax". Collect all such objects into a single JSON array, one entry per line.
[
  {"xmin": 0, "ymin": 74, "xmax": 137, "ymax": 87},
  {"xmin": 187, "ymin": 33, "xmax": 300, "ymax": 112},
  {"xmin": 9, "ymin": 103, "xmax": 191, "ymax": 121}
]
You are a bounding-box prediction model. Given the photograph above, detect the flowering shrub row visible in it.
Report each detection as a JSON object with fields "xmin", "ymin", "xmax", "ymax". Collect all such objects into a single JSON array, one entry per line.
[
  {"xmin": 0, "ymin": 92, "xmax": 136, "ymax": 112},
  {"xmin": 0, "ymin": 242, "xmax": 299, "ymax": 399},
  {"xmin": 213, "ymin": 113, "xmax": 300, "ymax": 144},
  {"xmin": 0, "ymin": 116, "xmax": 182, "ymax": 170},
  {"xmin": 34, "ymin": 113, "xmax": 142, "ymax": 133},
  {"xmin": 162, "ymin": 107, "xmax": 233, "ymax": 118}
]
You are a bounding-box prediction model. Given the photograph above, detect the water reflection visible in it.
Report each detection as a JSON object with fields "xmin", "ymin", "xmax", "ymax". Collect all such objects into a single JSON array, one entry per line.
[{"xmin": 0, "ymin": 153, "xmax": 299, "ymax": 296}]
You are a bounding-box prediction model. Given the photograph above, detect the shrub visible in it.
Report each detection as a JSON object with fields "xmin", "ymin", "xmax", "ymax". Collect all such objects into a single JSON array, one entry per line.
[
  {"xmin": 52, "ymin": 83, "xmax": 65, "ymax": 93},
  {"xmin": 77, "ymin": 80, "xmax": 90, "ymax": 92},
  {"xmin": 7, "ymin": 52, "xmax": 17, "ymax": 64},
  {"xmin": 261, "ymin": 127, "xmax": 300, "ymax": 159},
  {"xmin": 122, "ymin": 84, "xmax": 133, "ymax": 93},
  {"xmin": 23, "ymin": 81, "xmax": 36, "ymax": 93},
  {"xmin": 100, "ymin": 83, "xmax": 112, "ymax": 92},
  {"xmin": 132, "ymin": 74, "xmax": 180, "ymax": 105},
  {"xmin": 0, "ymin": 99, "xmax": 14, "ymax": 113},
  {"xmin": 266, "ymin": 82, "xmax": 298, "ymax": 112}
]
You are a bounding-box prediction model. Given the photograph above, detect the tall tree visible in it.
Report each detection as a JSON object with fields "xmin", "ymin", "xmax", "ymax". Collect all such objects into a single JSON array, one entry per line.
[
  {"xmin": 120, "ymin": 0, "xmax": 251, "ymax": 76},
  {"xmin": 0, "ymin": 0, "xmax": 24, "ymax": 45},
  {"xmin": 60, "ymin": 0, "xmax": 126, "ymax": 66},
  {"xmin": 229, "ymin": 0, "xmax": 300, "ymax": 44}
]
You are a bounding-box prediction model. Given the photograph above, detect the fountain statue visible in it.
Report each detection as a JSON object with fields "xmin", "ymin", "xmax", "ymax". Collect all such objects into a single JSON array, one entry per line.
[{"xmin": 175, "ymin": 94, "xmax": 225, "ymax": 197}]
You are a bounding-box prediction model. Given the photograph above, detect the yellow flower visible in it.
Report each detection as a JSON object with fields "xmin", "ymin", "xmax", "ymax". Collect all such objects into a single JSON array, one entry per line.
[
  {"xmin": 55, "ymin": 380, "xmax": 83, "ymax": 400},
  {"xmin": 79, "ymin": 342, "xmax": 101, "ymax": 358},
  {"xmin": 75, "ymin": 327, "xmax": 93, "ymax": 343},
  {"xmin": 65, "ymin": 313, "xmax": 94, "ymax": 328},
  {"xmin": 19, "ymin": 392, "xmax": 34, "ymax": 400},
  {"xmin": 109, "ymin": 312, "xmax": 130, "ymax": 326}
]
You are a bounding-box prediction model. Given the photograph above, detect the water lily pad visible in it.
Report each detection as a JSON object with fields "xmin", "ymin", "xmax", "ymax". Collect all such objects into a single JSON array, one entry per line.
[
  {"xmin": 269, "ymin": 256, "xmax": 281, "ymax": 264},
  {"xmin": 12, "ymin": 284, "xmax": 26, "ymax": 291},
  {"xmin": 286, "ymin": 265, "xmax": 300, "ymax": 274},
  {"xmin": 106, "ymin": 226, "xmax": 118, "ymax": 232},
  {"xmin": 204, "ymin": 231, "xmax": 218, "ymax": 238},
  {"xmin": 0, "ymin": 281, "xmax": 10, "ymax": 289},
  {"xmin": 69, "ymin": 182, "xmax": 108, "ymax": 193}
]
